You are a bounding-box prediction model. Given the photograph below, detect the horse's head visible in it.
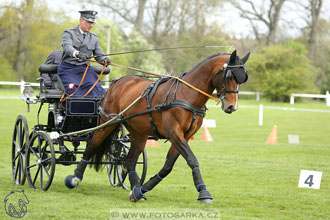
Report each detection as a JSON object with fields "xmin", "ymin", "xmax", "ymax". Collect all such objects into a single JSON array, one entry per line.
[{"xmin": 213, "ymin": 50, "xmax": 250, "ymax": 114}]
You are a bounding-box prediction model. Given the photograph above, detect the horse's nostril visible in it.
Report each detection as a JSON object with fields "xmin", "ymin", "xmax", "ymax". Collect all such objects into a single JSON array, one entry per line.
[{"xmin": 225, "ymin": 105, "xmax": 234, "ymax": 114}]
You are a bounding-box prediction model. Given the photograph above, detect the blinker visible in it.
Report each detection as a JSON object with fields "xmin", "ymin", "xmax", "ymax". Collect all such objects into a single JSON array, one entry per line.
[{"xmin": 225, "ymin": 70, "xmax": 232, "ymax": 80}]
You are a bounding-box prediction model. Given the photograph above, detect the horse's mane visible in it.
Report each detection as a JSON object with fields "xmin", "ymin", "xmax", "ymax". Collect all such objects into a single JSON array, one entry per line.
[{"xmin": 189, "ymin": 53, "xmax": 230, "ymax": 72}]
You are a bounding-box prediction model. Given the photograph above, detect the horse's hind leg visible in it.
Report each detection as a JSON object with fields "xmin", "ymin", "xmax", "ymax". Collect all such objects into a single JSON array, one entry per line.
[
  {"xmin": 65, "ymin": 125, "xmax": 117, "ymax": 189},
  {"xmin": 124, "ymin": 134, "xmax": 149, "ymax": 201},
  {"xmin": 130, "ymin": 145, "xmax": 180, "ymax": 202}
]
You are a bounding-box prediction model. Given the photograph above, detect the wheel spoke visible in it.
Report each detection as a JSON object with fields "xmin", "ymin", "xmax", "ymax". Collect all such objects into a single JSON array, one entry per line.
[
  {"xmin": 33, "ymin": 166, "xmax": 41, "ymax": 186},
  {"xmin": 29, "ymin": 146, "xmax": 40, "ymax": 159},
  {"xmin": 110, "ymin": 164, "xmax": 114, "ymax": 175},
  {"xmin": 19, "ymin": 122, "xmax": 23, "ymax": 147},
  {"xmin": 121, "ymin": 171, "xmax": 127, "ymax": 183},
  {"xmin": 42, "ymin": 157, "xmax": 52, "ymax": 163},
  {"xmin": 22, "ymin": 128, "xmax": 26, "ymax": 148},
  {"xmin": 37, "ymin": 136, "xmax": 43, "ymax": 158},
  {"xmin": 40, "ymin": 144, "xmax": 49, "ymax": 161},
  {"xmin": 15, "ymin": 159, "xmax": 20, "ymax": 181},
  {"xmin": 13, "ymin": 140, "xmax": 20, "ymax": 151},
  {"xmin": 19, "ymin": 155, "xmax": 24, "ymax": 181},
  {"xmin": 41, "ymin": 164, "xmax": 50, "ymax": 178},
  {"xmin": 13, "ymin": 153, "xmax": 19, "ymax": 163},
  {"xmin": 40, "ymin": 165, "xmax": 44, "ymax": 189},
  {"xmin": 27, "ymin": 163, "xmax": 38, "ymax": 169},
  {"xmin": 113, "ymin": 165, "xmax": 117, "ymax": 184}
]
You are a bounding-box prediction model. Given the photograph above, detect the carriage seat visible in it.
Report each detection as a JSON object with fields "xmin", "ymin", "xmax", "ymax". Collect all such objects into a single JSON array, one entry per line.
[{"xmin": 38, "ymin": 64, "xmax": 110, "ymax": 100}]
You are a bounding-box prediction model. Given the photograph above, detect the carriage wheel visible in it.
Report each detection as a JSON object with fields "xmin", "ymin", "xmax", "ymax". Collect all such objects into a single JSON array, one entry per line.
[
  {"xmin": 12, "ymin": 115, "xmax": 29, "ymax": 185},
  {"xmin": 107, "ymin": 125, "xmax": 147, "ymax": 190},
  {"xmin": 26, "ymin": 132, "xmax": 56, "ymax": 191},
  {"xmin": 107, "ymin": 125, "xmax": 126, "ymax": 187},
  {"xmin": 120, "ymin": 147, "xmax": 147, "ymax": 190}
]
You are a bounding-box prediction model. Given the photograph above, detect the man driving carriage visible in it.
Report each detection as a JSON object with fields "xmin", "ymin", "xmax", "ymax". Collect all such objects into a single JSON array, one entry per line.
[{"xmin": 58, "ymin": 10, "xmax": 110, "ymax": 97}]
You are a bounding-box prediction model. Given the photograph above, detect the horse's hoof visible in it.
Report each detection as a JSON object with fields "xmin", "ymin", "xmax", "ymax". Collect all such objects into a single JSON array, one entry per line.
[
  {"xmin": 129, "ymin": 188, "xmax": 146, "ymax": 202},
  {"xmin": 65, "ymin": 175, "xmax": 81, "ymax": 189},
  {"xmin": 200, "ymin": 198, "xmax": 213, "ymax": 205},
  {"xmin": 129, "ymin": 191, "xmax": 136, "ymax": 202}
]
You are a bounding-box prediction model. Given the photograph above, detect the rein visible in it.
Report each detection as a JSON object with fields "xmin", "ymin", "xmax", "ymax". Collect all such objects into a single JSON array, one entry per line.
[
  {"xmin": 92, "ymin": 45, "xmax": 233, "ymax": 58},
  {"xmin": 107, "ymin": 61, "xmax": 221, "ymax": 104},
  {"xmin": 60, "ymin": 61, "xmax": 107, "ymax": 102}
]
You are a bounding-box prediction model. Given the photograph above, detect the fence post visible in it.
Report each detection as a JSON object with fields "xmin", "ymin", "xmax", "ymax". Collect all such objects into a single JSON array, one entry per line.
[
  {"xmin": 256, "ymin": 92, "xmax": 260, "ymax": 102},
  {"xmin": 259, "ymin": 104, "xmax": 263, "ymax": 126},
  {"xmin": 20, "ymin": 79, "xmax": 25, "ymax": 94},
  {"xmin": 290, "ymin": 95, "xmax": 294, "ymax": 105},
  {"xmin": 326, "ymin": 91, "xmax": 330, "ymax": 107}
]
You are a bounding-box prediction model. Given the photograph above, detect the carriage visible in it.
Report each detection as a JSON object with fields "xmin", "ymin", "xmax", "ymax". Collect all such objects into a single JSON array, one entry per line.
[
  {"xmin": 12, "ymin": 63, "xmax": 148, "ymax": 191},
  {"xmin": 12, "ymin": 50, "xmax": 250, "ymax": 204}
]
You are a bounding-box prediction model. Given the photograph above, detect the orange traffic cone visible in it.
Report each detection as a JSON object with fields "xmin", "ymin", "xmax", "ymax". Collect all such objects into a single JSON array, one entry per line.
[
  {"xmin": 266, "ymin": 125, "xmax": 278, "ymax": 144},
  {"xmin": 202, "ymin": 126, "xmax": 213, "ymax": 142},
  {"xmin": 146, "ymin": 139, "xmax": 158, "ymax": 147}
]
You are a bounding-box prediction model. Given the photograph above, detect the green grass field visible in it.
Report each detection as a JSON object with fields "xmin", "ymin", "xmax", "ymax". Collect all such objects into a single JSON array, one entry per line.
[{"xmin": 1, "ymin": 88, "xmax": 330, "ymax": 219}]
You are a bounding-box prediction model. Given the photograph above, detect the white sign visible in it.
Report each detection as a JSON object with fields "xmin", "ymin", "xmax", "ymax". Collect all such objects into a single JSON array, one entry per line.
[
  {"xmin": 202, "ymin": 119, "xmax": 216, "ymax": 128},
  {"xmin": 298, "ymin": 170, "xmax": 322, "ymax": 189},
  {"xmin": 288, "ymin": 134, "xmax": 300, "ymax": 144}
]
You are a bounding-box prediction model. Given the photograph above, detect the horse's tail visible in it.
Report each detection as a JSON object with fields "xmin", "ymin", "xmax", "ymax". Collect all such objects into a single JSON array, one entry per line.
[{"xmin": 89, "ymin": 125, "xmax": 120, "ymax": 171}]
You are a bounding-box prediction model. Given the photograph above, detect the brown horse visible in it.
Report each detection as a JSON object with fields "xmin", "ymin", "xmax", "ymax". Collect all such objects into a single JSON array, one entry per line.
[{"xmin": 65, "ymin": 50, "xmax": 250, "ymax": 204}]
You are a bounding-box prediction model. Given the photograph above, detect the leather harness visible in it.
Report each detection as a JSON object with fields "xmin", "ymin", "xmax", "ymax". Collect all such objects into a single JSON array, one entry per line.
[
  {"xmin": 98, "ymin": 74, "xmax": 206, "ymax": 139},
  {"xmin": 145, "ymin": 72, "xmax": 206, "ymax": 138}
]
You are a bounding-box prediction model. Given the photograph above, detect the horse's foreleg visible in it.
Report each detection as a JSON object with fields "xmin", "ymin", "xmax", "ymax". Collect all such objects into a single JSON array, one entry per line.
[{"xmin": 172, "ymin": 135, "xmax": 213, "ymax": 204}]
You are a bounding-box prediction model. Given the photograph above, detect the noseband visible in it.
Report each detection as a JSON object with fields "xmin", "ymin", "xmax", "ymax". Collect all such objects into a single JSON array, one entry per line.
[{"xmin": 215, "ymin": 63, "xmax": 245, "ymax": 102}]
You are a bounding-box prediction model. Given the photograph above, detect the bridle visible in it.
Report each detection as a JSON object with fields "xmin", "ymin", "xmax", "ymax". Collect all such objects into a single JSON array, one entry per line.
[{"xmin": 215, "ymin": 61, "xmax": 246, "ymax": 102}]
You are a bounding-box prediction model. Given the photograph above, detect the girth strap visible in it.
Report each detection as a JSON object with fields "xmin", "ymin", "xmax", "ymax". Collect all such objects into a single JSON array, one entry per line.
[
  {"xmin": 155, "ymin": 100, "xmax": 206, "ymax": 117},
  {"xmin": 146, "ymin": 77, "xmax": 171, "ymax": 138}
]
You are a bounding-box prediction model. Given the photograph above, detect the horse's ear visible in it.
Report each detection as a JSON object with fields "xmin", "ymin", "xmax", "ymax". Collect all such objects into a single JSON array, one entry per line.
[
  {"xmin": 241, "ymin": 52, "xmax": 250, "ymax": 64},
  {"xmin": 229, "ymin": 50, "xmax": 237, "ymax": 64}
]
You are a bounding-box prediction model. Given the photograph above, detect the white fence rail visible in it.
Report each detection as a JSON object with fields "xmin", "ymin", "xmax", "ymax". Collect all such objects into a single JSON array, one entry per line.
[
  {"xmin": 290, "ymin": 91, "xmax": 330, "ymax": 106},
  {"xmin": 2, "ymin": 81, "xmax": 262, "ymax": 100},
  {"xmin": 239, "ymin": 91, "xmax": 262, "ymax": 101},
  {"xmin": 208, "ymin": 104, "xmax": 330, "ymax": 126},
  {"xmin": 1, "ymin": 81, "xmax": 329, "ymax": 106},
  {"xmin": 0, "ymin": 80, "xmax": 108, "ymax": 93},
  {"xmin": 0, "ymin": 80, "xmax": 39, "ymax": 93}
]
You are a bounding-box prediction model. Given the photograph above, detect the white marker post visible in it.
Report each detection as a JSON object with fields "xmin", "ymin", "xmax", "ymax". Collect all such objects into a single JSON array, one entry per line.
[
  {"xmin": 202, "ymin": 119, "xmax": 216, "ymax": 128},
  {"xmin": 298, "ymin": 170, "xmax": 322, "ymax": 189},
  {"xmin": 288, "ymin": 135, "xmax": 300, "ymax": 144},
  {"xmin": 259, "ymin": 104, "xmax": 263, "ymax": 126}
]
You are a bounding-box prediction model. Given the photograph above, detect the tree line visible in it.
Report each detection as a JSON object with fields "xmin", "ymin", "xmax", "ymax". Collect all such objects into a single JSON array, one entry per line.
[{"xmin": 0, "ymin": 0, "xmax": 329, "ymax": 101}]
